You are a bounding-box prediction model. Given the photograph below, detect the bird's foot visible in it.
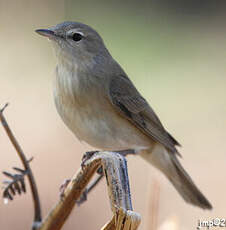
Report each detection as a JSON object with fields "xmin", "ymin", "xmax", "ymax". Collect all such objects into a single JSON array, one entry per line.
[{"xmin": 81, "ymin": 151, "xmax": 99, "ymax": 169}]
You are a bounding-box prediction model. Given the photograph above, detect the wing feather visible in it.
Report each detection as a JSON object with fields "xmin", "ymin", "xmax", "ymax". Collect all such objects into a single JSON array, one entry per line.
[{"xmin": 109, "ymin": 75, "xmax": 180, "ymax": 154}]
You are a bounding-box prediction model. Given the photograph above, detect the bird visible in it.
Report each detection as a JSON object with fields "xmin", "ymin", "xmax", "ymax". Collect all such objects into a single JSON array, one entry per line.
[{"xmin": 36, "ymin": 21, "xmax": 212, "ymax": 210}]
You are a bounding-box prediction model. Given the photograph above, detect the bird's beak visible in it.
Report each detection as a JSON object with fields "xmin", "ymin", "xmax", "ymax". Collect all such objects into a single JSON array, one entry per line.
[{"xmin": 35, "ymin": 29, "xmax": 56, "ymax": 40}]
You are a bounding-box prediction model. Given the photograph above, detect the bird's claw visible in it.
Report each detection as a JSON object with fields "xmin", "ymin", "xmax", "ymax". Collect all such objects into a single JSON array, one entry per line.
[{"xmin": 81, "ymin": 151, "xmax": 99, "ymax": 169}]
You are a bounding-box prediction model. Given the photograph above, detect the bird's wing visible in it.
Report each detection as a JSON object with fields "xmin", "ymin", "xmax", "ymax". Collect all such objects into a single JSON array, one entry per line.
[{"xmin": 108, "ymin": 75, "xmax": 180, "ymax": 154}]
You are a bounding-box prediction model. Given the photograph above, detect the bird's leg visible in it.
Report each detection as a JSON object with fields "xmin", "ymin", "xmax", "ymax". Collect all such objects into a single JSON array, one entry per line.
[{"xmin": 115, "ymin": 149, "xmax": 136, "ymax": 156}]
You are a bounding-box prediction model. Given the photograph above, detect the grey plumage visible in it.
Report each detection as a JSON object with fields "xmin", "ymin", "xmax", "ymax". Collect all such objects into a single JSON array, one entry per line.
[
  {"xmin": 109, "ymin": 74, "xmax": 180, "ymax": 153},
  {"xmin": 36, "ymin": 21, "xmax": 212, "ymax": 210}
]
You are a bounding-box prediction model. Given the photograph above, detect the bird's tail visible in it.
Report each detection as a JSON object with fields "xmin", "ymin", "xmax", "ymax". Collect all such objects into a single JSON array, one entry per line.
[{"xmin": 141, "ymin": 144, "xmax": 212, "ymax": 210}]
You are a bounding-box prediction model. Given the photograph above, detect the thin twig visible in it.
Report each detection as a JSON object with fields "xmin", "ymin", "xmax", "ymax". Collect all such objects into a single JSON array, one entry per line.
[{"xmin": 0, "ymin": 104, "xmax": 42, "ymax": 226}]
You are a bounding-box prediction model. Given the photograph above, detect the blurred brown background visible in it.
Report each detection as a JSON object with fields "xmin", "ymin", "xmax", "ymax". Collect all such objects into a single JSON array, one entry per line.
[{"xmin": 0, "ymin": 0, "xmax": 226, "ymax": 229}]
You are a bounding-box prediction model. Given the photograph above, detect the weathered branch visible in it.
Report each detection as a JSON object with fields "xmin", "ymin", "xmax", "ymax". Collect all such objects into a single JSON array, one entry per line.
[
  {"xmin": 0, "ymin": 104, "xmax": 42, "ymax": 227},
  {"xmin": 38, "ymin": 151, "xmax": 141, "ymax": 230}
]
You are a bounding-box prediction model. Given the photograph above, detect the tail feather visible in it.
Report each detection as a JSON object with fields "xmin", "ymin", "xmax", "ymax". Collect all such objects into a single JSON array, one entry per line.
[
  {"xmin": 169, "ymin": 154, "xmax": 212, "ymax": 209},
  {"xmin": 141, "ymin": 144, "xmax": 212, "ymax": 210}
]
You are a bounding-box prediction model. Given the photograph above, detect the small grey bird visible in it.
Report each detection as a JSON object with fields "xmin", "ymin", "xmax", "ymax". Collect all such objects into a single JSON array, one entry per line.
[{"xmin": 36, "ymin": 22, "xmax": 212, "ymax": 210}]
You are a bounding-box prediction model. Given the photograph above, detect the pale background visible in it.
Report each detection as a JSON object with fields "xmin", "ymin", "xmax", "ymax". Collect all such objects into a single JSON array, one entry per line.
[{"xmin": 0, "ymin": 1, "xmax": 226, "ymax": 229}]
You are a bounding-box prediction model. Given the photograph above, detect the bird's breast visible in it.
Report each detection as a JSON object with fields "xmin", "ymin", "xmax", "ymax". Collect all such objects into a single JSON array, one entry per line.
[
  {"xmin": 53, "ymin": 63, "xmax": 112, "ymax": 144},
  {"xmin": 53, "ymin": 63, "xmax": 152, "ymax": 151}
]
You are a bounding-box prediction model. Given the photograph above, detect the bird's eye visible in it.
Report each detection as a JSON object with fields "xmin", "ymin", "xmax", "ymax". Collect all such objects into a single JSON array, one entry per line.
[{"xmin": 72, "ymin": 33, "xmax": 83, "ymax": 42}]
